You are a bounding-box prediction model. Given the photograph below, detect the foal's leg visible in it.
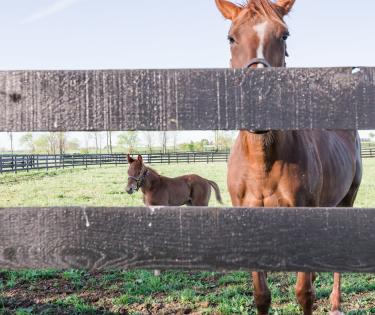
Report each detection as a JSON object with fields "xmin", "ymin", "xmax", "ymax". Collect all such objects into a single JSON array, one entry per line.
[
  {"xmin": 252, "ymin": 271, "xmax": 271, "ymax": 315},
  {"xmin": 296, "ymin": 272, "xmax": 316, "ymax": 315}
]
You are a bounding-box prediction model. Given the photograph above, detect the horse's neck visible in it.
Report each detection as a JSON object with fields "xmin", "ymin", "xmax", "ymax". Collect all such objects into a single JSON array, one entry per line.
[
  {"xmin": 141, "ymin": 167, "xmax": 159, "ymax": 192},
  {"xmin": 239, "ymin": 131, "xmax": 282, "ymax": 168}
]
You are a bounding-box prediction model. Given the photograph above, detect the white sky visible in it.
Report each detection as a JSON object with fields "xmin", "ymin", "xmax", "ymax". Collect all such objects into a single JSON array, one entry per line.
[{"xmin": 0, "ymin": 0, "xmax": 374, "ymax": 150}]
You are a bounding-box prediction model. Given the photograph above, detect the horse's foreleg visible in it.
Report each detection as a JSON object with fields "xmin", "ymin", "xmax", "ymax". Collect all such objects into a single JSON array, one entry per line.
[
  {"xmin": 329, "ymin": 273, "xmax": 344, "ymax": 315},
  {"xmin": 252, "ymin": 271, "xmax": 271, "ymax": 315},
  {"xmin": 296, "ymin": 272, "xmax": 316, "ymax": 315}
]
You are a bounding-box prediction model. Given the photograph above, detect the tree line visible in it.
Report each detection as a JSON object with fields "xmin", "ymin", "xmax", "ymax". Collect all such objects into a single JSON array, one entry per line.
[{"xmin": 3, "ymin": 131, "xmax": 236, "ymax": 154}]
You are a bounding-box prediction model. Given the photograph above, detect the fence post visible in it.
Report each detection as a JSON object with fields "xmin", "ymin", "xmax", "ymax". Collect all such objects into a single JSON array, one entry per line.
[
  {"xmin": 72, "ymin": 155, "xmax": 75, "ymax": 168},
  {"xmin": 0, "ymin": 156, "xmax": 2, "ymax": 174},
  {"xmin": 46, "ymin": 156, "xmax": 48, "ymax": 172},
  {"xmin": 100, "ymin": 154, "xmax": 102, "ymax": 167},
  {"xmin": 55, "ymin": 155, "xmax": 57, "ymax": 169}
]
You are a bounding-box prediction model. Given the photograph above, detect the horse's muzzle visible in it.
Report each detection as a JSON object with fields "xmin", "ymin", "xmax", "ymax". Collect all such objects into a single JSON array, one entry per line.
[{"xmin": 126, "ymin": 187, "xmax": 135, "ymax": 195}]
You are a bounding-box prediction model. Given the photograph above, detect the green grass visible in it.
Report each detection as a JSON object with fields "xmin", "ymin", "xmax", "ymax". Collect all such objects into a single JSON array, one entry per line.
[
  {"xmin": 1, "ymin": 270, "xmax": 375, "ymax": 314},
  {"xmin": 1, "ymin": 161, "xmax": 375, "ymax": 314},
  {"xmin": 0, "ymin": 163, "xmax": 229, "ymax": 207},
  {"xmin": 0, "ymin": 159, "xmax": 374, "ymax": 207}
]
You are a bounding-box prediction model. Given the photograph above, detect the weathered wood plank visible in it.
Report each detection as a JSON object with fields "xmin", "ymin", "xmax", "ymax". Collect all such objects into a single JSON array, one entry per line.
[
  {"xmin": 1, "ymin": 207, "xmax": 375, "ymax": 272},
  {"xmin": 0, "ymin": 67, "xmax": 374, "ymax": 131}
]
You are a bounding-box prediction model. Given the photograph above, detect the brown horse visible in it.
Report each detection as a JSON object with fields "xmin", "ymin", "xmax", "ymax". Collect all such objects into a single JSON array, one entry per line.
[
  {"xmin": 125, "ymin": 155, "xmax": 223, "ymax": 206},
  {"xmin": 215, "ymin": 0, "xmax": 362, "ymax": 314}
]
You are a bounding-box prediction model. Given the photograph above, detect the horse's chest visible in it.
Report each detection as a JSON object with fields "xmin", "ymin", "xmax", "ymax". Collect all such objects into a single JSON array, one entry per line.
[
  {"xmin": 244, "ymin": 183, "xmax": 296, "ymax": 207},
  {"xmin": 234, "ymin": 167, "xmax": 312, "ymax": 207}
]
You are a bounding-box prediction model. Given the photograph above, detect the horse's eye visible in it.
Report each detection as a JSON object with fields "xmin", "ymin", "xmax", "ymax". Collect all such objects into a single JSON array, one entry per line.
[{"xmin": 227, "ymin": 35, "xmax": 235, "ymax": 45}]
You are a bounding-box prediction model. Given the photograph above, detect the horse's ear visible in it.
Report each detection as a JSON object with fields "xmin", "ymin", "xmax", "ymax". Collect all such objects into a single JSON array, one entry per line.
[
  {"xmin": 274, "ymin": 0, "xmax": 296, "ymax": 16},
  {"xmin": 215, "ymin": 0, "xmax": 242, "ymax": 20},
  {"xmin": 137, "ymin": 155, "xmax": 143, "ymax": 163},
  {"xmin": 127, "ymin": 154, "xmax": 135, "ymax": 164}
]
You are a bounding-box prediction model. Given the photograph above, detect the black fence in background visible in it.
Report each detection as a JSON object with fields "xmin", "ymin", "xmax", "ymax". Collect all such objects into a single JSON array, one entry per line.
[
  {"xmin": 362, "ymin": 146, "xmax": 375, "ymax": 158},
  {"xmin": 1, "ymin": 146, "xmax": 374, "ymax": 174},
  {"xmin": 0, "ymin": 151, "xmax": 230, "ymax": 173}
]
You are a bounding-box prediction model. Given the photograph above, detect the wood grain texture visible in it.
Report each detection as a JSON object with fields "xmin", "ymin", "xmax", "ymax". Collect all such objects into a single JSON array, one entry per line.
[
  {"xmin": 0, "ymin": 67, "xmax": 374, "ymax": 131},
  {"xmin": 1, "ymin": 207, "xmax": 375, "ymax": 272}
]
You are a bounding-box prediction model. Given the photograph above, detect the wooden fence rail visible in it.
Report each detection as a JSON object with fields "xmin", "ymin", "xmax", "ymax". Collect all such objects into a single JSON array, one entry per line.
[
  {"xmin": 1, "ymin": 207, "xmax": 375, "ymax": 272},
  {"xmin": 1, "ymin": 68, "xmax": 375, "ymax": 132},
  {"xmin": 1, "ymin": 67, "xmax": 375, "ymax": 272}
]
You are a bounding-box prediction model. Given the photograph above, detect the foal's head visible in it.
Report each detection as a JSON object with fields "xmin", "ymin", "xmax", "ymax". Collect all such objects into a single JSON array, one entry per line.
[
  {"xmin": 126, "ymin": 154, "xmax": 147, "ymax": 194},
  {"xmin": 215, "ymin": 0, "xmax": 295, "ymax": 68}
]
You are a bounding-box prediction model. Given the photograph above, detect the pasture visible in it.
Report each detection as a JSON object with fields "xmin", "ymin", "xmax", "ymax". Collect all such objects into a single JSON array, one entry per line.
[{"xmin": 1, "ymin": 161, "xmax": 375, "ymax": 314}]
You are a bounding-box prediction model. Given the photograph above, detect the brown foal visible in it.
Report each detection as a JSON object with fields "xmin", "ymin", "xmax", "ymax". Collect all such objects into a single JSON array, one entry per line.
[
  {"xmin": 215, "ymin": 0, "xmax": 362, "ymax": 314},
  {"xmin": 125, "ymin": 155, "xmax": 223, "ymax": 206}
]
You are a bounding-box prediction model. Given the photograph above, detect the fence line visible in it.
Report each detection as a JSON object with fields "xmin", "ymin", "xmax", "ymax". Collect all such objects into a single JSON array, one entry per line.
[
  {"xmin": 0, "ymin": 151, "xmax": 230, "ymax": 173},
  {"xmin": 1, "ymin": 147, "xmax": 374, "ymax": 174}
]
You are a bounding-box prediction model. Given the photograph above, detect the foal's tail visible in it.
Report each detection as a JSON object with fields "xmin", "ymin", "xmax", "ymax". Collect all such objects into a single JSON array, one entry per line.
[{"xmin": 208, "ymin": 180, "xmax": 223, "ymax": 204}]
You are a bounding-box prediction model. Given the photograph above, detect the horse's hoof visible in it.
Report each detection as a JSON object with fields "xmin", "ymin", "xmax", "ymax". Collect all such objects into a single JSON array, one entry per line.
[{"xmin": 329, "ymin": 311, "xmax": 345, "ymax": 315}]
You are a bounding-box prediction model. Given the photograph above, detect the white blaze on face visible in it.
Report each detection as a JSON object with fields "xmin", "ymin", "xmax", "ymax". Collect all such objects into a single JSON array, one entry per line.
[{"xmin": 253, "ymin": 21, "xmax": 269, "ymax": 68}]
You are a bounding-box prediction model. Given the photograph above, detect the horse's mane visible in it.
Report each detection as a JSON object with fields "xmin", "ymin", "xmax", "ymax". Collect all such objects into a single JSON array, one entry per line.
[
  {"xmin": 145, "ymin": 165, "xmax": 160, "ymax": 177},
  {"xmin": 241, "ymin": 0, "xmax": 286, "ymax": 27}
]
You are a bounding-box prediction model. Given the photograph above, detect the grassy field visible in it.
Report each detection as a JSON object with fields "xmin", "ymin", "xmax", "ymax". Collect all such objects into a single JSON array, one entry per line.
[
  {"xmin": 1, "ymin": 160, "xmax": 375, "ymax": 314},
  {"xmin": 0, "ymin": 163, "xmax": 229, "ymax": 207}
]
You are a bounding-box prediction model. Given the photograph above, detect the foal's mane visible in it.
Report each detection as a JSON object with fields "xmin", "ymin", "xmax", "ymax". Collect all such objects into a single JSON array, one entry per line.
[
  {"xmin": 241, "ymin": 0, "xmax": 286, "ymax": 26},
  {"xmin": 144, "ymin": 165, "xmax": 159, "ymax": 177}
]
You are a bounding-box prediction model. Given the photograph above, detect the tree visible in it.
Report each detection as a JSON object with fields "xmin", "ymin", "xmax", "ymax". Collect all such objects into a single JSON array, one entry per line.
[
  {"xmin": 172, "ymin": 132, "xmax": 179, "ymax": 152},
  {"xmin": 143, "ymin": 132, "xmax": 154, "ymax": 153},
  {"xmin": 66, "ymin": 138, "xmax": 80, "ymax": 152},
  {"xmin": 83, "ymin": 133, "xmax": 92, "ymax": 153},
  {"xmin": 47, "ymin": 133, "xmax": 59, "ymax": 154},
  {"xmin": 160, "ymin": 131, "xmax": 168, "ymax": 154},
  {"xmin": 33, "ymin": 133, "xmax": 61, "ymax": 154},
  {"xmin": 94, "ymin": 132, "xmax": 102, "ymax": 154},
  {"xmin": 7, "ymin": 132, "xmax": 14, "ymax": 154},
  {"xmin": 19, "ymin": 133, "xmax": 35, "ymax": 153},
  {"xmin": 214, "ymin": 130, "xmax": 220, "ymax": 151},
  {"xmin": 33, "ymin": 135, "xmax": 50, "ymax": 153},
  {"xmin": 57, "ymin": 132, "xmax": 66, "ymax": 155},
  {"xmin": 369, "ymin": 132, "xmax": 375, "ymax": 142},
  {"xmin": 216, "ymin": 131, "xmax": 236, "ymax": 150},
  {"xmin": 118, "ymin": 132, "xmax": 139, "ymax": 153},
  {"xmin": 106, "ymin": 131, "xmax": 113, "ymax": 154}
]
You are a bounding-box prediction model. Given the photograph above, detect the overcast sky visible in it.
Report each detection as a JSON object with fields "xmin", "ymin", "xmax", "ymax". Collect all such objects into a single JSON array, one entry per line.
[{"xmin": 0, "ymin": 0, "xmax": 374, "ymax": 149}]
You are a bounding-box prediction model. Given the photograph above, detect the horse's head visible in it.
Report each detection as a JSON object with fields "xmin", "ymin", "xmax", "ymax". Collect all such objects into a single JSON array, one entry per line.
[
  {"xmin": 126, "ymin": 154, "xmax": 147, "ymax": 194},
  {"xmin": 215, "ymin": 0, "xmax": 295, "ymax": 69}
]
